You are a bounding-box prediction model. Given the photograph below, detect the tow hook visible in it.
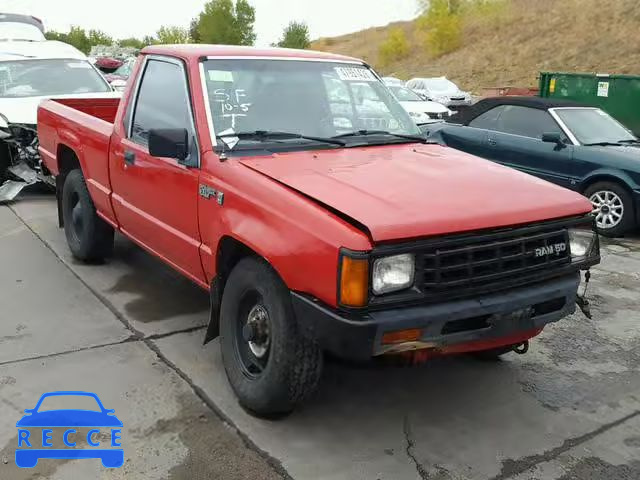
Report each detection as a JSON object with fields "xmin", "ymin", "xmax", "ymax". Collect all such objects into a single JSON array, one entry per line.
[
  {"xmin": 576, "ymin": 270, "xmax": 593, "ymax": 319},
  {"xmin": 513, "ymin": 341, "xmax": 529, "ymax": 355}
]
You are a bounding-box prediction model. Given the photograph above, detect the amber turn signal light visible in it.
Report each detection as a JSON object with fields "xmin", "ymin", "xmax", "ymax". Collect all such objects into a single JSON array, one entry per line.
[
  {"xmin": 382, "ymin": 329, "xmax": 422, "ymax": 345},
  {"xmin": 339, "ymin": 256, "xmax": 369, "ymax": 307}
]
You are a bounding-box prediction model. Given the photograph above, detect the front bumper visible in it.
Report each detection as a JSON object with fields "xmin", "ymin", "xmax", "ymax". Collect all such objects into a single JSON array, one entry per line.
[{"xmin": 291, "ymin": 273, "xmax": 580, "ymax": 361}]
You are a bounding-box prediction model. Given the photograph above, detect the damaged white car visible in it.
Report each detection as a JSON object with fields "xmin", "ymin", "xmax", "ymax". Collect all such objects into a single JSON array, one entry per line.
[{"xmin": 0, "ymin": 40, "xmax": 119, "ymax": 202}]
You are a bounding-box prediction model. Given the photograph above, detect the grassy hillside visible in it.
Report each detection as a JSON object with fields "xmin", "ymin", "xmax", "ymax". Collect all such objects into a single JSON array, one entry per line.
[{"xmin": 311, "ymin": 0, "xmax": 640, "ymax": 93}]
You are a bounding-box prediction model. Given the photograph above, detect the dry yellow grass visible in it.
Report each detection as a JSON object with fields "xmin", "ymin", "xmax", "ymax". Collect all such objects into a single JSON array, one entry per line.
[{"xmin": 311, "ymin": 0, "xmax": 640, "ymax": 93}]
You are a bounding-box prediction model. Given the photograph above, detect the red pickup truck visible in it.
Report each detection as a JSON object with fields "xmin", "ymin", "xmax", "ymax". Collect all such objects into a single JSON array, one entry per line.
[{"xmin": 37, "ymin": 45, "xmax": 600, "ymax": 417}]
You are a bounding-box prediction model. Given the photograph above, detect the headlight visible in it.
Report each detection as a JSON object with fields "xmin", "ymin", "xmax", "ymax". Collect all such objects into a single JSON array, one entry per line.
[
  {"xmin": 372, "ymin": 254, "xmax": 415, "ymax": 295},
  {"xmin": 568, "ymin": 228, "xmax": 597, "ymax": 260}
]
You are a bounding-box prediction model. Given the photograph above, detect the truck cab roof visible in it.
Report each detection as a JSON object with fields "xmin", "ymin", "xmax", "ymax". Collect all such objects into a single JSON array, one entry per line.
[{"xmin": 141, "ymin": 44, "xmax": 362, "ymax": 64}]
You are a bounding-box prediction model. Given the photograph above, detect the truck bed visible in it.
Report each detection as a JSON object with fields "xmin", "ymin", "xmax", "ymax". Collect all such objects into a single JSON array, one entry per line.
[
  {"xmin": 51, "ymin": 97, "xmax": 120, "ymax": 124},
  {"xmin": 38, "ymin": 97, "xmax": 121, "ymax": 227}
]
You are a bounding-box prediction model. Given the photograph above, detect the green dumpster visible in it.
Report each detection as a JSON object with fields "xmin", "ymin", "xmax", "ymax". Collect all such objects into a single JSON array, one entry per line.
[{"xmin": 539, "ymin": 71, "xmax": 640, "ymax": 136}]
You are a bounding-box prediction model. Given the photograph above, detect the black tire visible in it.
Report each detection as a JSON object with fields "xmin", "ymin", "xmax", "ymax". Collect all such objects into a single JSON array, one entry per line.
[
  {"xmin": 220, "ymin": 257, "xmax": 323, "ymax": 417},
  {"xmin": 62, "ymin": 169, "xmax": 114, "ymax": 262},
  {"xmin": 584, "ymin": 181, "xmax": 634, "ymax": 237},
  {"xmin": 470, "ymin": 346, "xmax": 514, "ymax": 361}
]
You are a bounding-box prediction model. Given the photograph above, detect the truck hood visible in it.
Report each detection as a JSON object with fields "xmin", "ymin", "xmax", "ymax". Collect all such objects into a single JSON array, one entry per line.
[
  {"xmin": 239, "ymin": 144, "xmax": 592, "ymax": 243},
  {"xmin": 0, "ymin": 92, "xmax": 121, "ymax": 125}
]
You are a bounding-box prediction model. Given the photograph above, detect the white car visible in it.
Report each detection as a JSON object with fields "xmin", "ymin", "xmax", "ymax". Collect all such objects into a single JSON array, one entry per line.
[
  {"xmin": 387, "ymin": 85, "xmax": 452, "ymax": 124},
  {"xmin": 382, "ymin": 76, "xmax": 404, "ymax": 87},
  {"xmin": 0, "ymin": 40, "xmax": 119, "ymax": 201},
  {"xmin": 0, "ymin": 13, "xmax": 45, "ymax": 41},
  {"xmin": 406, "ymin": 77, "xmax": 473, "ymax": 109}
]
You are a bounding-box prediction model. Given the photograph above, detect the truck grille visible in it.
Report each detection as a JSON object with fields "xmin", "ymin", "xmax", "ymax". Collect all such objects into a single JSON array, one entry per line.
[{"xmin": 419, "ymin": 225, "xmax": 571, "ymax": 300}]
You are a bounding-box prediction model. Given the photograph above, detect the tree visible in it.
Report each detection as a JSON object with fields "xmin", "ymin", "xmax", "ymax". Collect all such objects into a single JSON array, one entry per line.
[
  {"xmin": 88, "ymin": 29, "xmax": 113, "ymax": 47},
  {"xmin": 62, "ymin": 26, "xmax": 91, "ymax": 53},
  {"xmin": 156, "ymin": 26, "xmax": 190, "ymax": 44},
  {"xmin": 142, "ymin": 35, "xmax": 157, "ymax": 46},
  {"xmin": 234, "ymin": 0, "xmax": 256, "ymax": 45},
  {"xmin": 119, "ymin": 37, "xmax": 146, "ymax": 49},
  {"xmin": 189, "ymin": 17, "xmax": 201, "ymax": 43},
  {"xmin": 416, "ymin": 0, "xmax": 462, "ymax": 56},
  {"xmin": 378, "ymin": 28, "xmax": 410, "ymax": 66},
  {"xmin": 196, "ymin": 0, "xmax": 256, "ymax": 45},
  {"xmin": 44, "ymin": 30, "xmax": 66, "ymax": 42},
  {"xmin": 276, "ymin": 21, "xmax": 310, "ymax": 49}
]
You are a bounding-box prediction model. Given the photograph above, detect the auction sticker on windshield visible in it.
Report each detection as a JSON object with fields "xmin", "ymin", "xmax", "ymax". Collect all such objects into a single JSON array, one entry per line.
[
  {"xmin": 15, "ymin": 391, "xmax": 123, "ymax": 469},
  {"xmin": 335, "ymin": 66, "xmax": 376, "ymax": 82}
]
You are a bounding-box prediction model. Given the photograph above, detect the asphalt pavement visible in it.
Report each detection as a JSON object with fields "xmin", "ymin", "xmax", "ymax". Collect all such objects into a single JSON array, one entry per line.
[{"xmin": 1, "ymin": 194, "xmax": 639, "ymax": 479}]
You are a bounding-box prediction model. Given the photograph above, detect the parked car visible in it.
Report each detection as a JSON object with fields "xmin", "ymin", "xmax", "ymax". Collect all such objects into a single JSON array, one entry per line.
[
  {"xmin": 0, "ymin": 40, "xmax": 118, "ymax": 201},
  {"xmin": 388, "ymin": 84, "xmax": 452, "ymax": 124},
  {"xmin": 0, "ymin": 12, "xmax": 45, "ymax": 41},
  {"xmin": 425, "ymin": 96, "xmax": 640, "ymax": 236},
  {"xmin": 406, "ymin": 76, "xmax": 473, "ymax": 109},
  {"xmin": 38, "ymin": 45, "xmax": 599, "ymax": 417},
  {"xmin": 382, "ymin": 76, "xmax": 404, "ymax": 86},
  {"xmin": 95, "ymin": 57, "xmax": 123, "ymax": 74},
  {"xmin": 540, "ymin": 71, "xmax": 640, "ymax": 136},
  {"xmin": 104, "ymin": 57, "xmax": 136, "ymax": 91}
]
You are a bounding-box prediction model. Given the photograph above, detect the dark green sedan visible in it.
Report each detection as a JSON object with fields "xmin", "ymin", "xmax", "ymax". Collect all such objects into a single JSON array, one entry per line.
[{"xmin": 425, "ymin": 97, "xmax": 640, "ymax": 237}]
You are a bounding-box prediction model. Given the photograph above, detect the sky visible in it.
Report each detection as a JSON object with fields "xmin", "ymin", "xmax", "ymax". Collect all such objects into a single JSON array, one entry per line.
[{"xmin": 2, "ymin": 0, "xmax": 420, "ymax": 45}]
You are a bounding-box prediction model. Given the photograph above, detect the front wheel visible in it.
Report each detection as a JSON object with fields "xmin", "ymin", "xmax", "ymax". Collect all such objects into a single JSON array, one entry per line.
[
  {"xmin": 585, "ymin": 181, "xmax": 634, "ymax": 237},
  {"xmin": 219, "ymin": 257, "xmax": 323, "ymax": 417}
]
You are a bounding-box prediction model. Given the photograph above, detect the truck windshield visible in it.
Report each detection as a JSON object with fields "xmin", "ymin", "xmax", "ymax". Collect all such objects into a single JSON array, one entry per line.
[
  {"xmin": 202, "ymin": 58, "xmax": 420, "ymax": 149},
  {"xmin": 0, "ymin": 59, "xmax": 111, "ymax": 98},
  {"xmin": 554, "ymin": 108, "xmax": 636, "ymax": 145}
]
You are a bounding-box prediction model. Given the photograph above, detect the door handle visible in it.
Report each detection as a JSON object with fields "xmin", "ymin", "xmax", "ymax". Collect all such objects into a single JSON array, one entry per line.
[
  {"xmin": 124, "ymin": 151, "xmax": 135, "ymax": 166},
  {"xmin": 487, "ymin": 138, "xmax": 497, "ymax": 146}
]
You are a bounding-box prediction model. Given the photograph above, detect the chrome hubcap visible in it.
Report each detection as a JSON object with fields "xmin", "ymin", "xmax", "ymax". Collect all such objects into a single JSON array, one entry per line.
[
  {"xmin": 590, "ymin": 190, "xmax": 624, "ymax": 229},
  {"xmin": 244, "ymin": 304, "xmax": 270, "ymax": 359}
]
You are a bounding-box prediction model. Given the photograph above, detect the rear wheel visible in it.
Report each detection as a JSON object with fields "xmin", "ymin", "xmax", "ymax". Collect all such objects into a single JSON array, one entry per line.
[
  {"xmin": 220, "ymin": 257, "xmax": 323, "ymax": 417},
  {"xmin": 585, "ymin": 181, "xmax": 634, "ymax": 237},
  {"xmin": 62, "ymin": 169, "xmax": 114, "ymax": 262}
]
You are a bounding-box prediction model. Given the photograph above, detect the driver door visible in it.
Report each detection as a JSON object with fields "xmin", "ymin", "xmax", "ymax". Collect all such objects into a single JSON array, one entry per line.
[
  {"xmin": 486, "ymin": 105, "xmax": 576, "ymax": 189},
  {"xmin": 109, "ymin": 56, "xmax": 205, "ymax": 284}
]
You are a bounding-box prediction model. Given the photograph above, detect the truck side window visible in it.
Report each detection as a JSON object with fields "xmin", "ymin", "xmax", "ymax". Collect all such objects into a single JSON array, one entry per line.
[
  {"xmin": 495, "ymin": 105, "xmax": 563, "ymax": 140},
  {"xmin": 130, "ymin": 59, "xmax": 194, "ymax": 147}
]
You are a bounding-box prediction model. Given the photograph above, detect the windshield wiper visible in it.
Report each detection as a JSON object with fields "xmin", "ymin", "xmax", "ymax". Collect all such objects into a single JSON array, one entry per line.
[
  {"xmin": 617, "ymin": 139, "xmax": 640, "ymax": 144},
  {"xmin": 217, "ymin": 130, "xmax": 346, "ymax": 147},
  {"xmin": 333, "ymin": 129, "xmax": 428, "ymax": 144},
  {"xmin": 583, "ymin": 141, "xmax": 625, "ymax": 147}
]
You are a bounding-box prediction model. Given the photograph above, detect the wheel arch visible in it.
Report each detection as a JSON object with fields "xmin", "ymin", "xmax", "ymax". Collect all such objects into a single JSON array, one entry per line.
[
  {"xmin": 204, "ymin": 235, "xmax": 270, "ymax": 344},
  {"xmin": 55, "ymin": 144, "xmax": 82, "ymax": 228},
  {"xmin": 580, "ymin": 171, "xmax": 635, "ymax": 201}
]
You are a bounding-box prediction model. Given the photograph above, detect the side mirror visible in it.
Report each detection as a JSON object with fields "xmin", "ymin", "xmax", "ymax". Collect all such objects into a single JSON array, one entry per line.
[
  {"xmin": 541, "ymin": 132, "xmax": 564, "ymax": 146},
  {"xmin": 148, "ymin": 128, "xmax": 189, "ymax": 162}
]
